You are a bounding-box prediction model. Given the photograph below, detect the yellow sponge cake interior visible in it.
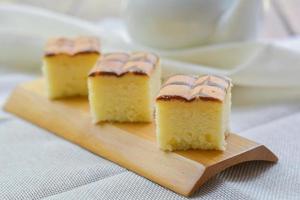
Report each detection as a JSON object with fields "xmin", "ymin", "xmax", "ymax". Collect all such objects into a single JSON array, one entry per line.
[
  {"xmin": 88, "ymin": 52, "xmax": 161, "ymax": 123},
  {"xmin": 156, "ymin": 75, "xmax": 232, "ymax": 151},
  {"xmin": 43, "ymin": 37, "xmax": 100, "ymax": 99}
]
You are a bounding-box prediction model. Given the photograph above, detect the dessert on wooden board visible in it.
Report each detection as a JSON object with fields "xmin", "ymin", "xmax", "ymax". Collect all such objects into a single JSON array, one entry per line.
[
  {"xmin": 43, "ymin": 36, "xmax": 100, "ymax": 99},
  {"xmin": 88, "ymin": 52, "xmax": 161, "ymax": 123},
  {"xmin": 156, "ymin": 74, "xmax": 232, "ymax": 151},
  {"xmin": 4, "ymin": 35, "xmax": 279, "ymax": 196},
  {"xmin": 4, "ymin": 79, "xmax": 277, "ymax": 197},
  {"xmin": 2, "ymin": 33, "xmax": 280, "ymax": 197}
]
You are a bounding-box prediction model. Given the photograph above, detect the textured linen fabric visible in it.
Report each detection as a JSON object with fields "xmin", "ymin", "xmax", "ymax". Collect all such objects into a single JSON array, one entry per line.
[{"xmin": 1, "ymin": 72, "xmax": 300, "ymax": 200}]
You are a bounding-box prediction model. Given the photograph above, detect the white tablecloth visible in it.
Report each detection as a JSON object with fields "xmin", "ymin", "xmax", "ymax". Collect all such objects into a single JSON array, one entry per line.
[{"xmin": 1, "ymin": 4, "xmax": 300, "ymax": 200}]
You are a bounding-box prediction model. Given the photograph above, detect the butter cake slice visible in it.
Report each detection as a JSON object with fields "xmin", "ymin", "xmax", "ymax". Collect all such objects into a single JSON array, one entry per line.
[
  {"xmin": 88, "ymin": 52, "xmax": 161, "ymax": 123},
  {"xmin": 156, "ymin": 75, "xmax": 232, "ymax": 151},
  {"xmin": 43, "ymin": 36, "xmax": 100, "ymax": 99}
]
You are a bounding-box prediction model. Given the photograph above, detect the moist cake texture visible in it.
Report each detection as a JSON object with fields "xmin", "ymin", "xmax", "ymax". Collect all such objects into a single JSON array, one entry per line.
[
  {"xmin": 156, "ymin": 74, "xmax": 232, "ymax": 151},
  {"xmin": 43, "ymin": 36, "xmax": 100, "ymax": 99},
  {"xmin": 88, "ymin": 52, "xmax": 161, "ymax": 123}
]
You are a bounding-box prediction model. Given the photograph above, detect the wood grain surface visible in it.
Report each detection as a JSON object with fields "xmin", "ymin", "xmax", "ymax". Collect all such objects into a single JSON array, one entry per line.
[{"xmin": 4, "ymin": 79, "xmax": 278, "ymax": 196}]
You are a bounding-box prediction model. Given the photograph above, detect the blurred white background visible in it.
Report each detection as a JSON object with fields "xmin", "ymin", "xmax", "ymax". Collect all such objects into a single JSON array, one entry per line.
[
  {"xmin": 0, "ymin": 0, "xmax": 299, "ymax": 39},
  {"xmin": 0, "ymin": 0, "xmax": 123, "ymax": 20}
]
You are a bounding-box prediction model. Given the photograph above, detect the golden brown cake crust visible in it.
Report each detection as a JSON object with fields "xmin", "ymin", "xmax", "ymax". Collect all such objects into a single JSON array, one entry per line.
[
  {"xmin": 88, "ymin": 52, "xmax": 158, "ymax": 77},
  {"xmin": 156, "ymin": 75, "xmax": 231, "ymax": 102},
  {"xmin": 44, "ymin": 36, "xmax": 100, "ymax": 57}
]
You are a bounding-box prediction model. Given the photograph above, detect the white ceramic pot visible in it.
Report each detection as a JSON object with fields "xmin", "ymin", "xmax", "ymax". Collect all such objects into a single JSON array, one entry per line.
[{"xmin": 123, "ymin": 0, "xmax": 263, "ymax": 49}]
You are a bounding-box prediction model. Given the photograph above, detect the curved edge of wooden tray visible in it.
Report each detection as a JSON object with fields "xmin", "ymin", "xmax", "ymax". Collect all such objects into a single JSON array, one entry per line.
[
  {"xmin": 3, "ymin": 79, "xmax": 278, "ymax": 197},
  {"xmin": 189, "ymin": 145, "xmax": 278, "ymax": 196}
]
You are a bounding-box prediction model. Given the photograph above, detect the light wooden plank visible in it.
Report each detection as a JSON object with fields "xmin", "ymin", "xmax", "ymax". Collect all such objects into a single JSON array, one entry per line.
[{"xmin": 4, "ymin": 79, "xmax": 278, "ymax": 196}]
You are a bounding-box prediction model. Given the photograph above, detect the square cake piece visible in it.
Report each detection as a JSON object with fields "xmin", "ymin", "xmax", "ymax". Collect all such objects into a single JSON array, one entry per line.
[
  {"xmin": 88, "ymin": 52, "xmax": 161, "ymax": 123},
  {"xmin": 43, "ymin": 36, "xmax": 100, "ymax": 99},
  {"xmin": 156, "ymin": 75, "xmax": 232, "ymax": 151}
]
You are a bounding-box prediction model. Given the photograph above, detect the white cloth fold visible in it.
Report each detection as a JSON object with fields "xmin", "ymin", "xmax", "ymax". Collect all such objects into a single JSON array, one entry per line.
[{"xmin": 1, "ymin": 4, "xmax": 300, "ymax": 88}]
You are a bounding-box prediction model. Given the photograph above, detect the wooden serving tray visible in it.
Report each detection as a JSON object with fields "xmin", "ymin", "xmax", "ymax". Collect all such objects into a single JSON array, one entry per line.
[{"xmin": 4, "ymin": 79, "xmax": 278, "ymax": 197}]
